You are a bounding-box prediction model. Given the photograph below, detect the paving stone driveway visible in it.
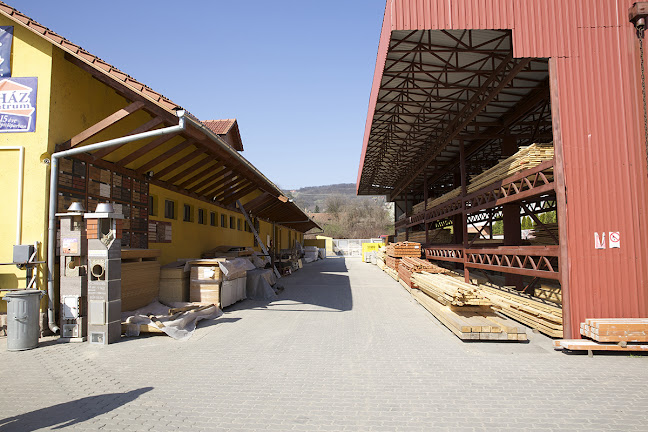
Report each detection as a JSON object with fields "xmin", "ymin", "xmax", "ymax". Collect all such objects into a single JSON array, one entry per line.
[{"xmin": 1, "ymin": 257, "xmax": 647, "ymax": 431}]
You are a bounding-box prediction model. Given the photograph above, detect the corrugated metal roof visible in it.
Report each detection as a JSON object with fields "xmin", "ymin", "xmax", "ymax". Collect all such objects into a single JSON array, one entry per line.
[{"xmin": 358, "ymin": 0, "xmax": 648, "ymax": 337}]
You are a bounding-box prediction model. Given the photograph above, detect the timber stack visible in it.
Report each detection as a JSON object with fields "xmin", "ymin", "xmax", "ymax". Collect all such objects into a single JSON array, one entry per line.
[
  {"xmin": 477, "ymin": 284, "xmax": 563, "ymax": 337},
  {"xmin": 530, "ymin": 223, "xmax": 559, "ymax": 245},
  {"xmin": 398, "ymin": 257, "xmax": 448, "ymax": 290},
  {"xmin": 410, "ymin": 143, "xmax": 554, "ymax": 217},
  {"xmin": 385, "ymin": 241, "xmax": 421, "ymax": 272},
  {"xmin": 555, "ymin": 318, "xmax": 648, "ymax": 352},
  {"xmin": 410, "ymin": 273, "xmax": 527, "ymax": 341}
]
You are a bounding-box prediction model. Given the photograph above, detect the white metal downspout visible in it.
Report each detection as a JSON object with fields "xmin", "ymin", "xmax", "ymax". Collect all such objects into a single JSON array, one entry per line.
[
  {"xmin": 0, "ymin": 146, "xmax": 25, "ymax": 245},
  {"xmin": 46, "ymin": 111, "xmax": 185, "ymax": 334}
]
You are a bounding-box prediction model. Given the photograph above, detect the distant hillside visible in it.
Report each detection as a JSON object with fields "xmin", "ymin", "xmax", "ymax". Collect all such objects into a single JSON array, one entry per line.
[{"xmin": 283, "ymin": 183, "xmax": 387, "ymax": 213}]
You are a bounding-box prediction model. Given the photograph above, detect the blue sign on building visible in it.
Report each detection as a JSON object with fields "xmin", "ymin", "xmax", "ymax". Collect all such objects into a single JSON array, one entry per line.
[
  {"xmin": 0, "ymin": 26, "xmax": 13, "ymax": 77},
  {"xmin": 0, "ymin": 77, "xmax": 38, "ymax": 133}
]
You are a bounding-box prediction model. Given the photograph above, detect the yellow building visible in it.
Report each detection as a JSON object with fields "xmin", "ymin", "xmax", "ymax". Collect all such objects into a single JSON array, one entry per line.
[{"xmin": 0, "ymin": 4, "xmax": 318, "ymax": 330}]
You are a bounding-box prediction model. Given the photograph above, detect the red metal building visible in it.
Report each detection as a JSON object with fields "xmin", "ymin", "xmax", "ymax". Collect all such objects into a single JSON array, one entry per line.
[{"xmin": 357, "ymin": 0, "xmax": 648, "ymax": 338}]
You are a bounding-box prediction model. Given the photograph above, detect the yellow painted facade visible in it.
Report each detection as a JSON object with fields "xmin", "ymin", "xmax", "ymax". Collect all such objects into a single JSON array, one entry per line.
[
  {"xmin": 0, "ymin": 17, "xmax": 54, "ymax": 310},
  {"xmin": 0, "ymin": 19, "xmax": 306, "ymax": 315}
]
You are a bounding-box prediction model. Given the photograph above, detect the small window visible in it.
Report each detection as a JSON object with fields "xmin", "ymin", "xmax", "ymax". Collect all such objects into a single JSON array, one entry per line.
[
  {"xmin": 210, "ymin": 212, "xmax": 216, "ymax": 226},
  {"xmin": 164, "ymin": 200, "xmax": 175, "ymax": 219},
  {"xmin": 237, "ymin": 219, "xmax": 242, "ymax": 231},
  {"xmin": 198, "ymin": 208, "xmax": 205, "ymax": 224},
  {"xmin": 244, "ymin": 221, "xmax": 249, "ymax": 232},
  {"xmin": 183, "ymin": 204, "xmax": 192, "ymax": 222},
  {"xmin": 221, "ymin": 214, "xmax": 226, "ymax": 228},
  {"xmin": 148, "ymin": 195, "xmax": 157, "ymax": 216},
  {"xmin": 229, "ymin": 216, "xmax": 235, "ymax": 229}
]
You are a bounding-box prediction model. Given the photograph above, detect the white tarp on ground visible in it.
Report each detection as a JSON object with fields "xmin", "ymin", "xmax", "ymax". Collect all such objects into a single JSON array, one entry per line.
[
  {"xmin": 122, "ymin": 301, "xmax": 222, "ymax": 341},
  {"xmin": 246, "ymin": 268, "xmax": 277, "ymax": 300}
]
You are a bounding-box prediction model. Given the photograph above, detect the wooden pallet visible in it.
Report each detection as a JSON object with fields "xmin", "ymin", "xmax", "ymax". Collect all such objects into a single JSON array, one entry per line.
[{"xmin": 553, "ymin": 339, "xmax": 648, "ymax": 352}]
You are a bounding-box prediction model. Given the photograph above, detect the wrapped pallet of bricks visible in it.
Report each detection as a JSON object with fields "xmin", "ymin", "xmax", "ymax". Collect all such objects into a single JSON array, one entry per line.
[{"xmin": 189, "ymin": 259, "xmax": 225, "ymax": 307}]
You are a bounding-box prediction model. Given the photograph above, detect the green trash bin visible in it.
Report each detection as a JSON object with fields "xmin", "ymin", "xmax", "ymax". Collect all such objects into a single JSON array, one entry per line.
[{"xmin": 3, "ymin": 289, "xmax": 44, "ymax": 351}]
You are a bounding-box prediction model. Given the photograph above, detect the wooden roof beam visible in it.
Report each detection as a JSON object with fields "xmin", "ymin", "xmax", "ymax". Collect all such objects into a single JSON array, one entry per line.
[
  {"xmin": 135, "ymin": 140, "xmax": 193, "ymax": 174},
  {"xmin": 151, "ymin": 148, "xmax": 206, "ymax": 180},
  {"xmin": 58, "ymin": 100, "xmax": 145, "ymax": 150},
  {"xmin": 90, "ymin": 115, "xmax": 166, "ymax": 159}
]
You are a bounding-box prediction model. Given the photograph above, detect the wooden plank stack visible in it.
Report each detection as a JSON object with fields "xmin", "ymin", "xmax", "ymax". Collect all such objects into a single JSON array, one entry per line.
[
  {"xmin": 385, "ymin": 242, "xmax": 422, "ymax": 258},
  {"xmin": 412, "ymin": 273, "xmax": 490, "ymax": 307},
  {"xmin": 580, "ymin": 318, "xmax": 648, "ymax": 342},
  {"xmin": 530, "ymin": 223, "xmax": 559, "ymax": 245},
  {"xmin": 412, "ymin": 290, "xmax": 527, "ymax": 341},
  {"xmin": 385, "ymin": 256, "xmax": 400, "ymax": 271},
  {"xmin": 466, "ymin": 143, "xmax": 554, "ymax": 194},
  {"xmin": 477, "ymin": 284, "xmax": 563, "ymax": 337},
  {"xmin": 410, "ymin": 143, "xmax": 554, "ymax": 217},
  {"xmin": 553, "ymin": 339, "xmax": 648, "ymax": 352}
]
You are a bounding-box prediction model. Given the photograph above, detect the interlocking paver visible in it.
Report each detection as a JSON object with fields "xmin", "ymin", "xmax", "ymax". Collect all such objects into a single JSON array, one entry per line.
[{"xmin": 1, "ymin": 257, "xmax": 647, "ymax": 431}]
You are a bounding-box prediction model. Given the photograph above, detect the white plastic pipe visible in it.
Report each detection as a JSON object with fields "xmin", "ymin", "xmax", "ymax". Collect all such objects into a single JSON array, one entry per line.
[
  {"xmin": 0, "ymin": 146, "xmax": 25, "ymax": 245},
  {"xmin": 46, "ymin": 111, "xmax": 186, "ymax": 333}
]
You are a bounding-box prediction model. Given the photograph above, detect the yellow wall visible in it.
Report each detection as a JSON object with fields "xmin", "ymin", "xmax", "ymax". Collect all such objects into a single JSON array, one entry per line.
[
  {"xmin": 0, "ymin": 19, "xmax": 54, "ymax": 312},
  {"xmin": 149, "ymin": 186, "xmax": 302, "ymax": 265},
  {"xmin": 0, "ymin": 22, "xmax": 307, "ymax": 317}
]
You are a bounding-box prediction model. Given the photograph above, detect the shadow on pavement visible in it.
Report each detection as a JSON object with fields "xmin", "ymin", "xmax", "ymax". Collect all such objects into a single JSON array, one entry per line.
[
  {"xmin": 226, "ymin": 257, "xmax": 353, "ymax": 312},
  {"xmin": 0, "ymin": 387, "xmax": 153, "ymax": 431}
]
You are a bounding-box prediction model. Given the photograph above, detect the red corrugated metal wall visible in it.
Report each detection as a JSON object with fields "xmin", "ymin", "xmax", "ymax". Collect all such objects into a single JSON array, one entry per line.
[{"xmin": 367, "ymin": 0, "xmax": 648, "ymax": 337}]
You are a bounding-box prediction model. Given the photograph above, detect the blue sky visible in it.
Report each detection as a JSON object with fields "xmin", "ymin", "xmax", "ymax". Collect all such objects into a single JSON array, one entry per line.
[{"xmin": 11, "ymin": 0, "xmax": 385, "ymax": 190}]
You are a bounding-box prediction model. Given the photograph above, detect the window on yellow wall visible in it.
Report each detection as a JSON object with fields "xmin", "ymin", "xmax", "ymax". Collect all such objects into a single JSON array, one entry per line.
[
  {"xmin": 164, "ymin": 200, "xmax": 175, "ymax": 219},
  {"xmin": 210, "ymin": 212, "xmax": 216, "ymax": 226},
  {"xmin": 237, "ymin": 219, "xmax": 242, "ymax": 231},
  {"xmin": 198, "ymin": 208, "xmax": 205, "ymax": 224},
  {"xmin": 149, "ymin": 195, "xmax": 157, "ymax": 216},
  {"xmin": 221, "ymin": 214, "xmax": 226, "ymax": 228},
  {"xmin": 229, "ymin": 216, "xmax": 235, "ymax": 229},
  {"xmin": 183, "ymin": 204, "xmax": 193, "ymax": 222}
]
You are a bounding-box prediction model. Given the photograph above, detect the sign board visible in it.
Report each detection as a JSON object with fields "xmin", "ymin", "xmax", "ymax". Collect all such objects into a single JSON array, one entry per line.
[
  {"xmin": 594, "ymin": 232, "xmax": 605, "ymax": 249},
  {"xmin": 609, "ymin": 231, "xmax": 620, "ymax": 249},
  {"xmin": 0, "ymin": 77, "xmax": 37, "ymax": 133},
  {"xmin": 0, "ymin": 26, "xmax": 13, "ymax": 77}
]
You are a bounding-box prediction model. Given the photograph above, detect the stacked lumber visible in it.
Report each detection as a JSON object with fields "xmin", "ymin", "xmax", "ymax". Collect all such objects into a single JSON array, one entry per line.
[
  {"xmin": 530, "ymin": 223, "xmax": 559, "ymax": 245},
  {"xmin": 386, "ymin": 242, "xmax": 421, "ymax": 258},
  {"xmin": 534, "ymin": 284, "xmax": 562, "ymax": 304},
  {"xmin": 412, "ymin": 188, "xmax": 462, "ymax": 215},
  {"xmin": 385, "ymin": 256, "xmax": 400, "ymax": 271},
  {"xmin": 466, "ymin": 143, "xmax": 554, "ymax": 194},
  {"xmin": 410, "ymin": 143, "xmax": 554, "ymax": 217},
  {"xmin": 477, "ymin": 284, "xmax": 563, "ymax": 337},
  {"xmin": 400, "ymin": 257, "xmax": 448, "ymax": 273},
  {"xmin": 580, "ymin": 318, "xmax": 648, "ymax": 343},
  {"xmin": 405, "ymin": 229, "xmax": 453, "ymax": 245},
  {"xmin": 412, "ymin": 290, "xmax": 527, "ymax": 341},
  {"xmin": 384, "ymin": 266, "xmax": 399, "ymax": 281},
  {"xmin": 406, "ymin": 231, "xmax": 426, "ymax": 244},
  {"xmin": 188, "ymin": 259, "xmax": 225, "ymax": 307},
  {"xmin": 412, "ymin": 273, "xmax": 491, "ymax": 307}
]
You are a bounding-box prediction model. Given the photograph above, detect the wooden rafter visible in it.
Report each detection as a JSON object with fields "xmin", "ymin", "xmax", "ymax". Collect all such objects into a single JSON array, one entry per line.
[
  {"xmin": 59, "ymin": 100, "xmax": 145, "ymax": 150},
  {"xmin": 91, "ymin": 115, "xmax": 166, "ymax": 160}
]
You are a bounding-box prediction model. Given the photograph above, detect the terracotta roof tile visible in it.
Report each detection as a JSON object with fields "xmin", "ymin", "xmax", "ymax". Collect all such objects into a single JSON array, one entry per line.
[
  {"xmin": 203, "ymin": 119, "xmax": 236, "ymax": 135},
  {"xmin": 0, "ymin": 1, "xmax": 181, "ymax": 114}
]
